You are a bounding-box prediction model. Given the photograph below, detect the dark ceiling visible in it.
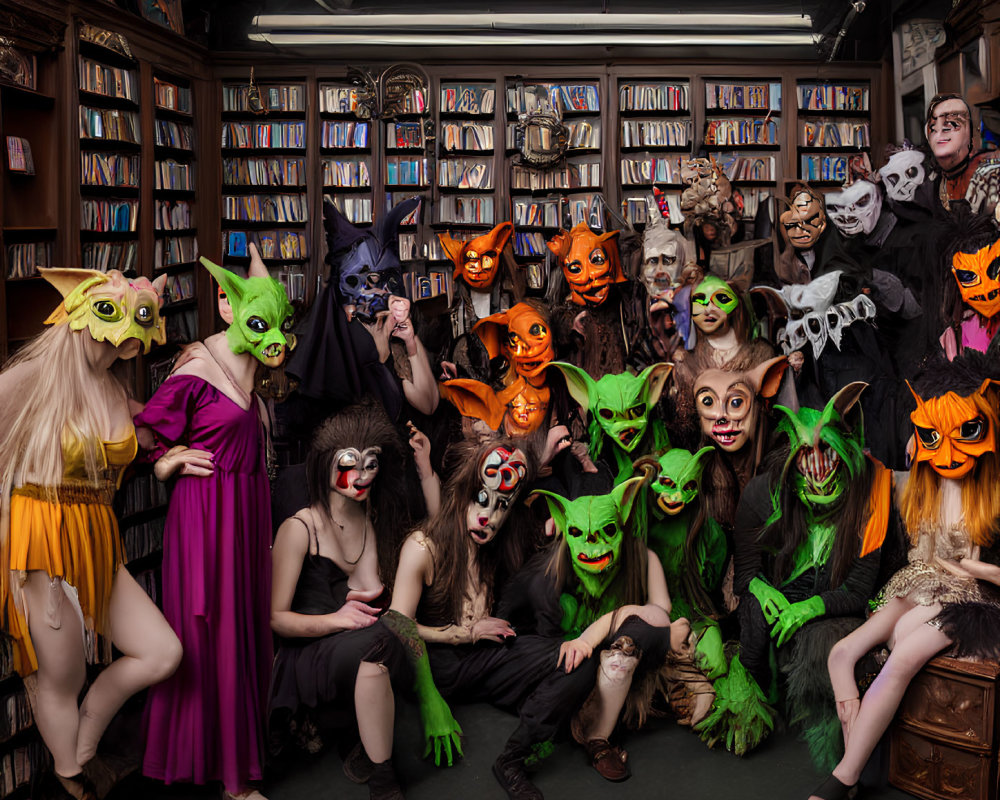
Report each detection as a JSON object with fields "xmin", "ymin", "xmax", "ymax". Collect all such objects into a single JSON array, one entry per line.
[{"xmin": 180, "ymin": 0, "xmax": 952, "ymax": 62}]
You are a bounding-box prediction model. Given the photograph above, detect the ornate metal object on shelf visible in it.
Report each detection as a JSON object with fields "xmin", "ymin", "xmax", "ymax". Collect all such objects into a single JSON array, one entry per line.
[
  {"xmin": 514, "ymin": 85, "xmax": 568, "ymax": 169},
  {"xmin": 347, "ymin": 63, "xmax": 434, "ymax": 143}
]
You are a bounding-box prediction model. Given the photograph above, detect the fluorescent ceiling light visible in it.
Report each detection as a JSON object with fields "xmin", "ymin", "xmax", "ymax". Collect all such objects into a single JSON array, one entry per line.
[{"xmin": 249, "ymin": 12, "xmax": 815, "ymax": 44}]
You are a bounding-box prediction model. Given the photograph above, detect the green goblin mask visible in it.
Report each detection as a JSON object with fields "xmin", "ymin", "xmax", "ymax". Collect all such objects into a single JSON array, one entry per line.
[
  {"xmin": 553, "ymin": 362, "xmax": 672, "ymax": 455},
  {"xmin": 536, "ymin": 477, "xmax": 644, "ymax": 599},
  {"xmin": 636, "ymin": 446, "xmax": 714, "ymax": 516},
  {"xmin": 774, "ymin": 382, "xmax": 867, "ymax": 507},
  {"xmin": 41, "ymin": 268, "xmax": 166, "ymax": 354},
  {"xmin": 200, "ymin": 257, "xmax": 295, "ymax": 367}
]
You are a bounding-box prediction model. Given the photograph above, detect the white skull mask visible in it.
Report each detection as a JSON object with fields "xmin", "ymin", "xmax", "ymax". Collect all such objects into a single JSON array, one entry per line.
[
  {"xmin": 825, "ymin": 180, "xmax": 882, "ymax": 237},
  {"xmin": 878, "ymin": 150, "xmax": 927, "ymax": 203}
]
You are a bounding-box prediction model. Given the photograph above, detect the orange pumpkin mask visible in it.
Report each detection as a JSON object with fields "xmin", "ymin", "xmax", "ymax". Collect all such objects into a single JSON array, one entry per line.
[
  {"xmin": 439, "ymin": 376, "xmax": 549, "ymax": 436},
  {"xmin": 439, "ymin": 221, "xmax": 514, "ymax": 291},
  {"xmin": 546, "ymin": 222, "xmax": 627, "ymax": 308},
  {"xmin": 780, "ymin": 186, "xmax": 827, "ymax": 251},
  {"xmin": 473, "ymin": 303, "xmax": 554, "ymax": 385},
  {"xmin": 908, "ymin": 379, "xmax": 998, "ymax": 479},
  {"xmin": 501, "ymin": 379, "xmax": 550, "ymax": 436},
  {"xmin": 952, "ymin": 238, "xmax": 1000, "ymax": 319}
]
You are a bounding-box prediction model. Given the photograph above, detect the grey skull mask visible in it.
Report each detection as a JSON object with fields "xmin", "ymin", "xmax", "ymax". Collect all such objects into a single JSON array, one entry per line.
[
  {"xmin": 775, "ymin": 271, "xmax": 877, "ymax": 359},
  {"xmin": 877, "ymin": 150, "xmax": 927, "ymax": 204},
  {"xmin": 825, "ymin": 180, "xmax": 882, "ymax": 237}
]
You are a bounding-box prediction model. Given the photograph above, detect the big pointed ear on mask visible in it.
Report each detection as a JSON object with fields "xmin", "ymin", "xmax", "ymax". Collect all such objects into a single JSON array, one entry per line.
[
  {"xmin": 545, "ymin": 229, "xmax": 572, "ymax": 262},
  {"xmin": 378, "ymin": 197, "xmax": 421, "ymax": 247},
  {"xmin": 977, "ymin": 377, "xmax": 1000, "ymax": 403},
  {"xmin": 550, "ymin": 361, "xmax": 596, "ymax": 414},
  {"xmin": 323, "ymin": 199, "xmax": 367, "ymax": 255},
  {"xmin": 748, "ymin": 355, "xmax": 789, "ymax": 399},
  {"xmin": 247, "ymin": 242, "xmax": 269, "ymax": 279},
  {"xmin": 612, "ymin": 476, "xmax": 646, "ymax": 525},
  {"xmin": 691, "ymin": 445, "xmax": 715, "ymax": 472},
  {"xmin": 638, "ymin": 362, "xmax": 673, "ymax": 406},
  {"xmin": 631, "ymin": 455, "xmax": 660, "ymax": 483},
  {"xmin": 532, "ymin": 490, "xmax": 571, "ymax": 536},
  {"xmin": 822, "ymin": 381, "xmax": 868, "ymax": 432},
  {"xmin": 472, "ymin": 310, "xmax": 512, "ymax": 360},
  {"xmin": 491, "ymin": 221, "xmax": 515, "ymax": 253},
  {"xmin": 201, "ymin": 257, "xmax": 247, "ymax": 309},
  {"xmin": 151, "ymin": 273, "xmax": 168, "ymax": 302},
  {"xmin": 439, "ymin": 379, "xmax": 505, "ymax": 431},
  {"xmin": 40, "ymin": 268, "xmax": 109, "ymax": 323}
]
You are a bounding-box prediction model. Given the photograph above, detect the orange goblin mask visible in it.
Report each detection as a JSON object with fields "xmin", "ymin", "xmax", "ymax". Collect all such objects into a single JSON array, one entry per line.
[
  {"xmin": 439, "ymin": 376, "xmax": 549, "ymax": 436},
  {"xmin": 439, "ymin": 222, "xmax": 514, "ymax": 291},
  {"xmin": 546, "ymin": 222, "xmax": 627, "ymax": 308},
  {"xmin": 474, "ymin": 303, "xmax": 554, "ymax": 385},
  {"xmin": 908, "ymin": 379, "xmax": 998, "ymax": 479},
  {"xmin": 952, "ymin": 238, "xmax": 1000, "ymax": 319}
]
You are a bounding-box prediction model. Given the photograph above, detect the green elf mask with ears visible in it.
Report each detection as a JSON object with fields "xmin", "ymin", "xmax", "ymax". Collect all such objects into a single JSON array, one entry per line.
[
  {"xmin": 535, "ymin": 477, "xmax": 644, "ymax": 600},
  {"xmin": 200, "ymin": 255, "xmax": 295, "ymax": 367},
  {"xmin": 772, "ymin": 382, "xmax": 867, "ymax": 508},
  {"xmin": 637, "ymin": 446, "xmax": 714, "ymax": 516}
]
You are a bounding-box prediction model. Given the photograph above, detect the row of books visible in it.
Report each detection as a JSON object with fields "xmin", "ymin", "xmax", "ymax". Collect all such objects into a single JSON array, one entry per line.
[
  {"xmin": 621, "ymin": 119, "xmax": 690, "ymax": 148},
  {"xmin": 801, "ymin": 121, "xmax": 870, "ymax": 148},
  {"xmin": 6, "ymin": 241, "xmax": 51, "ymax": 279},
  {"xmin": 223, "ymin": 83, "xmax": 305, "ymax": 113},
  {"xmin": 716, "ymin": 154, "xmax": 776, "ymax": 181},
  {"xmin": 396, "ymin": 89, "xmax": 427, "ymax": 114},
  {"xmin": 80, "ymin": 106, "xmax": 141, "ymax": 143},
  {"xmin": 323, "ymin": 158, "xmax": 371, "ymax": 188},
  {"xmin": 156, "ymin": 159, "xmax": 194, "ymax": 191},
  {"xmin": 618, "ymin": 83, "xmax": 689, "ymax": 112},
  {"xmin": 438, "ymin": 195, "xmax": 494, "ymax": 225},
  {"xmin": 797, "ymin": 83, "xmax": 869, "ymax": 112},
  {"xmin": 442, "ymin": 123, "xmax": 494, "ymax": 152},
  {"xmin": 154, "ymin": 235, "xmax": 198, "ymax": 269},
  {"xmin": 163, "ymin": 271, "xmax": 196, "ymax": 304},
  {"xmin": 386, "ymin": 156, "xmax": 429, "ymax": 187},
  {"xmin": 619, "ymin": 156, "xmax": 683, "ymax": 186},
  {"xmin": 82, "ymin": 151, "xmax": 138, "ymax": 187},
  {"xmin": 399, "ymin": 232, "xmax": 419, "ymax": 261},
  {"xmin": 221, "ymin": 121, "xmax": 306, "ymax": 149},
  {"xmin": 566, "ymin": 120, "xmax": 601, "ymax": 149},
  {"xmin": 565, "ymin": 193, "xmax": 603, "ymax": 228},
  {"xmin": 82, "ymin": 240, "xmax": 137, "ymax": 272},
  {"xmin": 223, "ymin": 156, "xmax": 304, "ymax": 187},
  {"xmin": 622, "ymin": 192, "xmax": 682, "ymax": 225},
  {"xmin": 0, "ymin": 688, "xmax": 32, "ymax": 744},
  {"xmin": 322, "ymin": 121, "xmax": 370, "ymax": 149},
  {"xmin": 511, "ymin": 161, "xmax": 601, "ymax": 191},
  {"xmin": 514, "ymin": 199, "xmax": 559, "ymax": 228},
  {"xmin": 800, "ymin": 154, "xmax": 854, "ymax": 182},
  {"xmin": 118, "ymin": 473, "xmax": 169, "ymax": 517},
  {"xmin": 78, "ymin": 56, "xmax": 138, "ymax": 102},
  {"xmin": 704, "ymin": 118, "xmax": 779, "ymax": 146},
  {"xmin": 223, "ymin": 193, "xmax": 308, "ymax": 223},
  {"xmin": 277, "ymin": 268, "xmax": 308, "ymax": 302},
  {"xmin": 329, "ymin": 195, "xmax": 373, "ymax": 224},
  {"xmin": 154, "ymin": 77, "xmax": 192, "ymax": 113},
  {"xmin": 513, "ymin": 231, "xmax": 547, "ymax": 257},
  {"xmin": 5, "ymin": 136, "xmax": 34, "ymax": 174},
  {"xmin": 155, "ymin": 199, "xmax": 192, "ymax": 231},
  {"xmin": 225, "ymin": 229, "xmax": 310, "ymax": 260},
  {"xmin": 0, "ymin": 741, "xmax": 46, "ymax": 795},
  {"xmin": 81, "ymin": 198, "xmax": 138, "ymax": 232},
  {"xmin": 403, "ymin": 269, "xmax": 452, "ymax": 302},
  {"xmin": 155, "ymin": 120, "xmax": 194, "ymax": 150},
  {"xmin": 437, "ymin": 159, "xmax": 494, "ymax": 190},
  {"xmin": 122, "ymin": 517, "xmax": 165, "ymax": 563},
  {"xmin": 740, "ymin": 188, "xmax": 770, "ymax": 219},
  {"xmin": 441, "ymin": 85, "xmax": 496, "ymax": 115},
  {"xmin": 387, "ymin": 121, "xmax": 425, "ymax": 150},
  {"xmin": 705, "ymin": 81, "xmax": 782, "ymax": 111},
  {"xmin": 319, "ymin": 85, "xmax": 361, "ymax": 115},
  {"xmin": 507, "ymin": 83, "xmax": 601, "ymax": 114}
]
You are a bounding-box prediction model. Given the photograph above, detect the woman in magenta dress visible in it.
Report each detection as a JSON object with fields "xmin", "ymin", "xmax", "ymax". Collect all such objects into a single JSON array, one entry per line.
[{"xmin": 138, "ymin": 248, "xmax": 294, "ymax": 800}]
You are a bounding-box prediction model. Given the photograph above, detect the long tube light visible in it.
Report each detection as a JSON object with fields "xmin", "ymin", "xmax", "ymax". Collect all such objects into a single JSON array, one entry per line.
[{"xmin": 250, "ymin": 31, "xmax": 818, "ymax": 46}]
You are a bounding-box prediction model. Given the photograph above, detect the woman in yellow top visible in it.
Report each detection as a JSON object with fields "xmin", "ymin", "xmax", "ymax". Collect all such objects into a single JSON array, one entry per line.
[{"xmin": 0, "ymin": 269, "xmax": 181, "ymax": 800}]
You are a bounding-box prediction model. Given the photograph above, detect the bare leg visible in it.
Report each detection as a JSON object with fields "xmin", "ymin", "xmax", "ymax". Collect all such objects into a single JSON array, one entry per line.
[
  {"xmin": 355, "ymin": 661, "xmax": 394, "ymax": 763},
  {"xmin": 811, "ymin": 604, "xmax": 949, "ymax": 798},
  {"xmin": 20, "ymin": 572, "xmax": 87, "ymax": 780},
  {"xmin": 76, "ymin": 569, "xmax": 182, "ymax": 765}
]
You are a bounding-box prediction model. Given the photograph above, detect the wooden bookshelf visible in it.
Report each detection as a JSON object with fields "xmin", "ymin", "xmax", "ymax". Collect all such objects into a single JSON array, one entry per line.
[
  {"xmin": 796, "ymin": 80, "xmax": 872, "ymax": 184},
  {"xmin": 320, "ymin": 81, "xmax": 374, "ymax": 227}
]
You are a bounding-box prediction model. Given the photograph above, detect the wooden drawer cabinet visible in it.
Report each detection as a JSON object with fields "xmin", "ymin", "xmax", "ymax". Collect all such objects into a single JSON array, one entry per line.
[{"xmin": 889, "ymin": 656, "xmax": 1000, "ymax": 800}]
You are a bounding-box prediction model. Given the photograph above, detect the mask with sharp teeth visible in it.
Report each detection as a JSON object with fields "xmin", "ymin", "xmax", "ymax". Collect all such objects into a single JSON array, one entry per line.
[
  {"xmin": 694, "ymin": 357, "xmax": 788, "ymax": 453},
  {"xmin": 547, "ymin": 222, "xmax": 627, "ymax": 308},
  {"xmin": 878, "ymin": 148, "xmax": 927, "ymax": 204},
  {"xmin": 825, "ymin": 179, "xmax": 882, "ymax": 237},
  {"xmin": 952, "ymin": 237, "xmax": 1000, "ymax": 319},
  {"xmin": 535, "ymin": 477, "xmax": 644, "ymax": 599},
  {"xmin": 780, "ymin": 186, "xmax": 827, "ymax": 250}
]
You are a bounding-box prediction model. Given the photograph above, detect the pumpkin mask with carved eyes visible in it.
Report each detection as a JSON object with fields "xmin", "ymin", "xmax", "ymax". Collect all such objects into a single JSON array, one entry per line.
[
  {"xmin": 439, "ymin": 222, "xmax": 515, "ymax": 291},
  {"xmin": 780, "ymin": 186, "xmax": 827, "ymax": 251},
  {"xmin": 952, "ymin": 238, "xmax": 1000, "ymax": 319},
  {"xmin": 474, "ymin": 302, "xmax": 554, "ymax": 384},
  {"xmin": 547, "ymin": 222, "xmax": 627, "ymax": 308},
  {"xmin": 908, "ymin": 379, "xmax": 997, "ymax": 479}
]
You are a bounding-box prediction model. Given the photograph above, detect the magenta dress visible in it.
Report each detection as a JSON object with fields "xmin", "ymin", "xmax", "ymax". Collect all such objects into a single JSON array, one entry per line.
[{"xmin": 136, "ymin": 374, "xmax": 273, "ymax": 791}]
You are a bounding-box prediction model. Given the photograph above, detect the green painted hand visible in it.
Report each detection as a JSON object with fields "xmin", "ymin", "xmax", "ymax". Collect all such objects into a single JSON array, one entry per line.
[
  {"xmin": 558, "ymin": 592, "xmax": 579, "ymax": 633},
  {"xmin": 748, "ymin": 577, "xmax": 790, "ymax": 625},
  {"xmin": 419, "ymin": 689, "xmax": 464, "ymax": 767},
  {"xmin": 770, "ymin": 595, "xmax": 825, "ymax": 647}
]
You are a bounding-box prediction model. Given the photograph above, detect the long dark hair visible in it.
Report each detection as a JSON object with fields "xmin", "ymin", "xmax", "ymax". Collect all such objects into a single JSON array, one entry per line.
[{"xmin": 421, "ymin": 437, "xmax": 536, "ymax": 625}]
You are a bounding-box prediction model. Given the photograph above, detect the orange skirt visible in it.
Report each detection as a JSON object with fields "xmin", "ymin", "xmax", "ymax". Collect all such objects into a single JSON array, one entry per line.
[{"xmin": 4, "ymin": 484, "xmax": 123, "ymax": 676}]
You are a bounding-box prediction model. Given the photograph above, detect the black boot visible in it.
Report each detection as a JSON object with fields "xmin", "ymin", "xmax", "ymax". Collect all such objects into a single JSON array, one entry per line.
[
  {"xmin": 493, "ymin": 741, "xmax": 543, "ymax": 800},
  {"xmin": 368, "ymin": 759, "xmax": 404, "ymax": 800}
]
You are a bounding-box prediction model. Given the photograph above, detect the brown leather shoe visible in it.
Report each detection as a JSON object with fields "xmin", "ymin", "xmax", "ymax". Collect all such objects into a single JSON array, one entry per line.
[{"xmin": 584, "ymin": 738, "xmax": 630, "ymax": 782}]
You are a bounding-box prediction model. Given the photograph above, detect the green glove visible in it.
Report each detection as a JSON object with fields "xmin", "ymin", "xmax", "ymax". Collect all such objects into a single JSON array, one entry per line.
[
  {"xmin": 695, "ymin": 653, "xmax": 775, "ymax": 756},
  {"xmin": 381, "ymin": 610, "xmax": 464, "ymax": 767},
  {"xmin": 748, "ymin": 577, "xmax": 790, "ymax": 624},
  {"xmin": 770, "ymin": 595, "xmax": 825, "ymax": 648},
  {"xmin": 692, "ymin": 620, "xmax": 727, "ymax": 681}
]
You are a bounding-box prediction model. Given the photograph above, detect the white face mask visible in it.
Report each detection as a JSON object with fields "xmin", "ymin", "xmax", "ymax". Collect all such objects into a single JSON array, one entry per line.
[
  {"xmin": 878, "ymin": 150, "xmax": 927, "ymax": 203},
  {"xmin": 825, "ymin": 181, "xmax": 882, "ymax": 237},
  {"xmin": 775, "ymin": 271, "xmax": 877, "ymax": 359}
]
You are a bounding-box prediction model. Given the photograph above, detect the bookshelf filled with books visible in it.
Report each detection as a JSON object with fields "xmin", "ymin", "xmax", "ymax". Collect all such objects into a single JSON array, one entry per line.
[
  {"xmin": 320, "ymin": 82, "xmax": 374, "ymax": 226},
  {"xmin": 796, "ymin": 80, "xmax": 872, "ymax": 184}
]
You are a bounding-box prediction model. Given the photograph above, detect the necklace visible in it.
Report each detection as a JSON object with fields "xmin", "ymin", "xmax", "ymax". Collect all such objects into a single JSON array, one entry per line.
[{"xmin": 339, "ymin": 512, "xmax": 368, "ymax": 565}]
